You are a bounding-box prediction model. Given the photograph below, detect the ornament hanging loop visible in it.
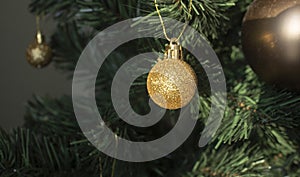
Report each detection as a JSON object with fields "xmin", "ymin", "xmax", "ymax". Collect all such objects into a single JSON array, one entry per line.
[
  {"xmin": 154, "ymin": 0, "xmax": 193, "ymax": 42},
  {"xmin": 164, "ymin": 38, "xmax": 183, "ymax": 60}
]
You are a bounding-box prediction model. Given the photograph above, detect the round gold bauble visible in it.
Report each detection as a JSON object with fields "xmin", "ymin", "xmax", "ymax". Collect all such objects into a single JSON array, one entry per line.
[
  {"xmin": 147, "ymin": 58, "xmax": 197, "ymax": 110},
  {"xmin": 26, "ymin": 39, "xmax": 52, "ymax": 68},
  {"xmin": 242, "ymin": 0, "xmax": 300, "ymax": 90}
]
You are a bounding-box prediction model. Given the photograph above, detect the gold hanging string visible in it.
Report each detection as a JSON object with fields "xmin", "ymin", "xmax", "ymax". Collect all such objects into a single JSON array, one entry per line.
[
  {"xmin": 35, "ymin": 13, "xmax": 46, "ymax": 33},
  {"xmin": 154, "ymin": 0, "xmax": 193, "ymax": 42},
  {"xmin": 36, "ymin": 15, "xmax": 41, "ymax": 33}
]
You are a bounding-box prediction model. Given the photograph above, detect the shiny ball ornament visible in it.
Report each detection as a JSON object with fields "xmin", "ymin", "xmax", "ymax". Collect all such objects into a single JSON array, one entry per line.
[
  {"xmin": 242, "ymin": 0, "xmax": 300, "ymax": 90},
  {"xmin": 26, "ymin": 31, "xmax": 52, "ymax": 68},
  {"xmin": 147, "ymin": 40, "xmax": 197, "ymax": 110}
]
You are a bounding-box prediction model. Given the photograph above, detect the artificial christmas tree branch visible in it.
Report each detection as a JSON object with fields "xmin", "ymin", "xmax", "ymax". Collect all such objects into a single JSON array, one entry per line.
[{"xmin": 2, "ymin": 0, "xmax": 299, "ymax": 176}]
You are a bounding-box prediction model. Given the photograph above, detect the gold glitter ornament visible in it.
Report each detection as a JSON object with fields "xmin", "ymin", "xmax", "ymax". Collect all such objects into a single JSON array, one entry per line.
[
  {"xmin": 147, "ymin": 39, "xmax": 197, "ymax": 110},
  {"xmin": 26, "ymin": 31, "xmax": 52, "ymax": 68},
  {"xmin": 26, "ymin": 16, "xmax": 52, "ymax": 68}
]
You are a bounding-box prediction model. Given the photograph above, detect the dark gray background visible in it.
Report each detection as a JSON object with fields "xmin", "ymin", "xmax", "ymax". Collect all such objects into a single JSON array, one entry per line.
[{"xmin": 0, "ymin": 0, "xmax": 71, "ymax": 130}]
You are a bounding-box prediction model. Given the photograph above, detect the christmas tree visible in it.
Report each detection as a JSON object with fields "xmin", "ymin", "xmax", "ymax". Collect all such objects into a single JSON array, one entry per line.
[{"xmin": 1, "ymin": 0, "xmax": 300, "ymax": 176}]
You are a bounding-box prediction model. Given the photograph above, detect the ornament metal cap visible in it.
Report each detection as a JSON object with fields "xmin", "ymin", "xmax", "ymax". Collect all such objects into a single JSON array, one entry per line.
[
  {"xmin": 164, "ymin": 38, "xmax": 183, "ymax": 60},
  {"xmin": 36, "ymin": 30, "xmax": 44, "ymax": 44}
]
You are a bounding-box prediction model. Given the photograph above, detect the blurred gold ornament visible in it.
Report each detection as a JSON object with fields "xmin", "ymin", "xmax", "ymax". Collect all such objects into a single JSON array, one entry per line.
[
  {"xmin": 147, "ymin": 39, "xmax": 197, "ymax": 110},
  {"xmin": 242, "ymin": 0, "xmax": 300, "ymax": 90},
  {"xmin": 26, "ymin": 16, "xmax": 52, "ymax": 68}
]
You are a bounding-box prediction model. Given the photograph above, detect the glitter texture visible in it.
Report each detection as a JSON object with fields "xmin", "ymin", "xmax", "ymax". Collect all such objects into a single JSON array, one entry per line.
[
  {"xmin": 26, "ymin": 33, "xmax": 52, "ymax": 68},
  {"xmin": 147, "ymin": 58, "xmax": 197, "ymax": 110}
]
